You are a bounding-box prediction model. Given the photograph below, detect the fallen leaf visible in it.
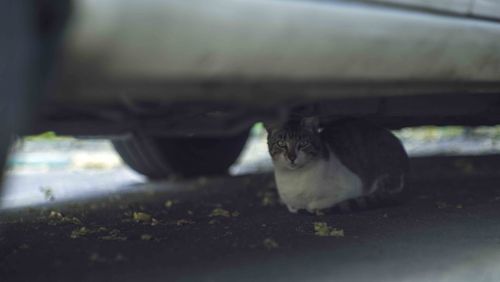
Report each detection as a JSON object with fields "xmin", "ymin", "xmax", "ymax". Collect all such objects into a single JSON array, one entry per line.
[
  {"xmin": 209, "ymin": 208, "xmax": 231, "ymax": 218},
  {"xmin": 70, "ymin": 227, "xmax": 90, "ymax": 239},
  {"xmin": 133, "ymin": 212, "xmax": 152, "ymax": 223},
  {"xmin": 313, "ymin": 222, "xmax": 344, "ymax": 237},
  {"xmin": 263, "ymin": 238, "xmax": 279, "ymax": 249},
  {"xmin": 176, "ymin": 219, "xmax": 195, "ymax": 226},
  {"xmin": 164, "ymin": 200, "xmax": 175, "ymax": 208}
]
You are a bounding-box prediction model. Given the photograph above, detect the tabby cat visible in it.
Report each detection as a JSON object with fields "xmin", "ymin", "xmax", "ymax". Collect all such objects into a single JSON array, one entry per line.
[{"xmin": 266, "ymin": 117, "xmax": 409, "ymax": 214}]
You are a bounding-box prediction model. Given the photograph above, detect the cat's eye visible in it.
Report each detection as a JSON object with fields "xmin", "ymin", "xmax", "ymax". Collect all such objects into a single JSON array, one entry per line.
[
  {"xmin": 277, "ymin": 140, "xmax": 286, "ymax": 147},
  {"xmin": 298, "ymin": 141, "xmax": 309, "ymax": 147}
]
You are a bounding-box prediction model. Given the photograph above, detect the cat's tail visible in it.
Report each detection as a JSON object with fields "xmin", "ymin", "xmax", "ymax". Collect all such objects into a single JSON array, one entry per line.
[{"xmin": 368, "ymin": 174, "xmax": 405, "ymax": 195}]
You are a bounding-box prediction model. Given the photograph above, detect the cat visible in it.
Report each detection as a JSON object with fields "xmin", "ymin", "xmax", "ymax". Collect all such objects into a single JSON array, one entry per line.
[{"xmin": 266, "ymin": 117, "xmax": 409, "ymax": 214}]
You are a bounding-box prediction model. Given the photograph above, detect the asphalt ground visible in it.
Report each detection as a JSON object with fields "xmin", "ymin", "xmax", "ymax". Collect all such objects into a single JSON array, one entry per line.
[{"xmin": 2, "ymin": 155, "xmax": 500, "ymax": 282}]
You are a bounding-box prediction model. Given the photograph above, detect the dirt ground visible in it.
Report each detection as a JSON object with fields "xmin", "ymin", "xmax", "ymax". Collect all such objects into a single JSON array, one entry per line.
[{"xmin": 2, "ymin": 155, "xmax": 500, "ymax": 282}]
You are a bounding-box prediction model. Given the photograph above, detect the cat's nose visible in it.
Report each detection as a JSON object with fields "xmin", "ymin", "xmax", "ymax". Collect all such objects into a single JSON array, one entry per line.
[{"xmin": 287, "ymin": 153, "xmax": 297, "ymax": 162}]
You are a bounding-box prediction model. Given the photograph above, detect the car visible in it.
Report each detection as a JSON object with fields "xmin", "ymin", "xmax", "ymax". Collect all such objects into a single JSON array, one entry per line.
[{"xmin": 2, "ymin": 0, "xmax": 500, "ymax": 180}]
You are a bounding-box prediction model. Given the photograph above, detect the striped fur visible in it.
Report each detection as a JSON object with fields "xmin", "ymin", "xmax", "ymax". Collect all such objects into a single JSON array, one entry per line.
[{"xmin": 267, "ymin": 117, "xmax": 409, "ymax": 214}]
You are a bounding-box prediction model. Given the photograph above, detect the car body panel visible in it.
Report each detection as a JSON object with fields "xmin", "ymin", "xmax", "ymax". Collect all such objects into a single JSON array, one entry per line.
[
  {"xmin": 363, "ymin": 0, "xmax": 500, "ymax": 20},
  {"xmin": 53, "ymin": 0, "xmax": 500, "ymax": 106}
]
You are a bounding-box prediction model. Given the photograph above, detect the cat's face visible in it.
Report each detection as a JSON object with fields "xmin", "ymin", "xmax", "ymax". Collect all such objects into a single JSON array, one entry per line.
[{"xmin": 266, "ymin": 117, "xmax": 323, "ymax": 170}]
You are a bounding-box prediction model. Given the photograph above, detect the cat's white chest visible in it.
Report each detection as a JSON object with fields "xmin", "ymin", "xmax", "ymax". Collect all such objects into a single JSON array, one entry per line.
[{"xmin": 273, "ymin": 152, "xmax": 363, "ymax": 212}]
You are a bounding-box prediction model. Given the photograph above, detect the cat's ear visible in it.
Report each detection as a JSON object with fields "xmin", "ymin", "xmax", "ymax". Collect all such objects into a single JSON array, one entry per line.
[
  {"xmin": 301, "ymin": 116, "xmax": 319, "ymax": 132},
  {"xmin": 263, "ymin": 121, "xmax": 278, "ymax": 133}
]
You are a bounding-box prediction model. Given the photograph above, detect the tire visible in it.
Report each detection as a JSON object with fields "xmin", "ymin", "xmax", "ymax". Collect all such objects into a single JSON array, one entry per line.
[{"xmin": 112, "ymin": 131, "xmax": 249, "ymax": 179}]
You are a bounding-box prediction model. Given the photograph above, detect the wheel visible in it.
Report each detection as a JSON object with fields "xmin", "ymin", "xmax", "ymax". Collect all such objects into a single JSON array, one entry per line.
[{"xmin": 112, "ymin": 131, "xmax": 250, "ymax": 179}]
